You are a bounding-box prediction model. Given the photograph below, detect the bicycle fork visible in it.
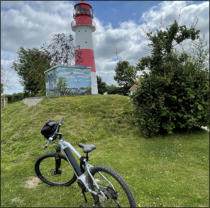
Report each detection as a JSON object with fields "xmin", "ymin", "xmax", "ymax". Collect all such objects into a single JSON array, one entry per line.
[{"xmin": 54, "ymin": 147, "xmax": 62, "ymax": 175}]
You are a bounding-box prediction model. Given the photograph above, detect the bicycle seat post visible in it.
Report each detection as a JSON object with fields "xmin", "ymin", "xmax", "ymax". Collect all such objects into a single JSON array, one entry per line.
[{"xmin": 86, "ymin": 153, "xmax": 89, "ymax": 161}]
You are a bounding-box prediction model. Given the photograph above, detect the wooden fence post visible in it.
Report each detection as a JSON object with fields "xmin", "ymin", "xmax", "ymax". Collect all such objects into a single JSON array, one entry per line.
[{"xmin": 1, "ymin": 96, "xmax": 8, "ymax": 108}]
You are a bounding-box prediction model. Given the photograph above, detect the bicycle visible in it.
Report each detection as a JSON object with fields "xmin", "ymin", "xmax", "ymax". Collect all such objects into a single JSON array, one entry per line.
[{"xmin": 35, "ymin": 118, "xmax": 137, "ymax": 207}]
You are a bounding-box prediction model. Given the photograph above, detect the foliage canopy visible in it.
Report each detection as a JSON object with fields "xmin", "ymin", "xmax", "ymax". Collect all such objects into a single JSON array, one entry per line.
[
  {"xmin": 1, "ymin": 83, "xmax": 3, "ymax": 94},
  {"xmin": 12, "ymin": 47, "xmax": 51, "ymax": 95},
  {"xmin": 41, "ymin": 33, "xmax": 79, "ymax": 66},
  {"xmin": 132, "ymin": 21, "xmax": 209, "ymax": 137},
  {"xmin": 97, "ymin": 76, "xmax": 107, "ymax": 94},
  {"xmin": 114, "ymin": 60, "xmax": 137, "ymax": 95}
]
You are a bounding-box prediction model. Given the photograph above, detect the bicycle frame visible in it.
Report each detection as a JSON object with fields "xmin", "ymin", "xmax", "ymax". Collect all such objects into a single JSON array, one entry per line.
[
  {"xmin": 39, "ymin": 119, "xmax": 136, "ymax": 206},
  {"xmin": 57, "ymin": 138, "xmax": 108, "ymax": 199},
  {"xmin": 58, "ymin": 139, "xmax": 82, "ymax": 176}
]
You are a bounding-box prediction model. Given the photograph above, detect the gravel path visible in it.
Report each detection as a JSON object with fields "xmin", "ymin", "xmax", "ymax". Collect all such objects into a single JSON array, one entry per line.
[{"xmin": 22, "ymin": 97, "xmax": 44, "ymax": 106}]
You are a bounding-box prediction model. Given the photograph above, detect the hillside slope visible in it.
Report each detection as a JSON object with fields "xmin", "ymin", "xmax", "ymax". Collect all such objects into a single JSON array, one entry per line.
[
  {"xmin": 2, "ymin": 95, "xmax": 135, "ymax": 145},
  {"xmin": 1, "ymin": 95, "xmax": 209, "ymax": 207}
]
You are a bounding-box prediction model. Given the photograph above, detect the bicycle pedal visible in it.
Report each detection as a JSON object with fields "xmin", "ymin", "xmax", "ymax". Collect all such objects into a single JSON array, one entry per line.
[{"xmin": 79, "ymin": 201, "xmax": 87, "ymax": 208}]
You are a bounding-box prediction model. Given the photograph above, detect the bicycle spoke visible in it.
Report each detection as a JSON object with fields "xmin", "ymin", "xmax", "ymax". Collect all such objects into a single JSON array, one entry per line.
[
  {"xmin": 90, "ymin": 170, "xmax": 131, "ymax": 207},
  {"xmin": 38, "ymin": 156, "xmax": 74, "ymax": 185}
]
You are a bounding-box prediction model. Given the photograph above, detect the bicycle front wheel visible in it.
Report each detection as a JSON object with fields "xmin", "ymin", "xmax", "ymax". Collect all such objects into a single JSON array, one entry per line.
[
  {"xmin": 87, "ymin": 165, "xmax": 136, "ymax": 207},
  {"xmin": 35, "ymin": 152, "xmax": 77, "ymax": 186}
]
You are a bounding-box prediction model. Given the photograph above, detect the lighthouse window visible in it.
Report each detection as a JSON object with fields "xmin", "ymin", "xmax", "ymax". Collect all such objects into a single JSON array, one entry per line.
[{"xmin": 75, "ymin": 5, "xmax": 91, "ymax": 16}]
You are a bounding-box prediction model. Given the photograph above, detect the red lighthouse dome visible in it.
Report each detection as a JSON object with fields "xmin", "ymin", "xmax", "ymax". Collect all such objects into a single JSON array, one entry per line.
[
  {"xmin": 71, "ymin": 0, "xmax": 98, "ymax": 94},
  {"xmin": 74, "ymin": 1, "xmax": 93, "ymax": 26}
]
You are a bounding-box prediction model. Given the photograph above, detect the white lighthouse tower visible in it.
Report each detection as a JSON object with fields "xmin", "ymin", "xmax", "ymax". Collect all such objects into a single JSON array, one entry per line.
[{"xmin": 71, "ymin": 0, "xmax": 98, "ymax": 94}]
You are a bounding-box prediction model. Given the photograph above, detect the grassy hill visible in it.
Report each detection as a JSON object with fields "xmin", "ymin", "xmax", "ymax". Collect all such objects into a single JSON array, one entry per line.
[{"xmin": 1, "ymin": 95, "xmax": 209, "ymax": 207}]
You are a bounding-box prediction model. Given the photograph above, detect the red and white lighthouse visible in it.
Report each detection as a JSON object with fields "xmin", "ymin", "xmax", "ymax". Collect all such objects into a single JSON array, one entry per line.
[{"xmin": 71, "ymin": 0, "xmax": 98, "ymax": 94}]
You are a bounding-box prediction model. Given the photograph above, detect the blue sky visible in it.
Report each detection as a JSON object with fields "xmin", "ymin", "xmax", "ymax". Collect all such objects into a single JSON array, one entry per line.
[
  {"xmin": 92, "ymin": 1, "xmax": 159, "ymax": 26},
  {"xmin": 88, "ymin": 1, "xmax": 204, "ymax": 27},
  {"xmin": 1, "ymin": 1, "xmax": 209, "ymax": 94}
]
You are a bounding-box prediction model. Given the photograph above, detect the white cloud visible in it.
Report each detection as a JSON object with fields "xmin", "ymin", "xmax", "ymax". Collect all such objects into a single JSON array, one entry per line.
[
  {"xmin": 1, "ymin": 1, "xmax": 209, "ymax": 94},
  {"xmin": 1, "ymin": 1, "xmax": 74, "ymax": 94},
  {"xmin": 140, "ymin": 1, "xmax": 209, "ymax": 40},
  {"xmin": 94, "ymin": 1, "xmax": 209, "ymax": 84},
  {"xmin": 1, "ymin": 59, "xmax": 23, "ymax": 94},
  {"xmin": 1, "ymin": 1, "xmax": 74, "ymax": 54}
]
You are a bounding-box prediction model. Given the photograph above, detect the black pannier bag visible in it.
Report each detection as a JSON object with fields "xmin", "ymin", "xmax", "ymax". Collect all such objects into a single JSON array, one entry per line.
[{"xmin": 41, "ymin": 121, "xmax": 58, "ymax": 139}]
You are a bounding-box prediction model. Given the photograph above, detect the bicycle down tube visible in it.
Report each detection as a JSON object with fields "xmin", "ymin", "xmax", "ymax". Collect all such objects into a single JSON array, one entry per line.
[{"xmin": 58, "ymin": 139, "xmax": 82, "ymax": 177}]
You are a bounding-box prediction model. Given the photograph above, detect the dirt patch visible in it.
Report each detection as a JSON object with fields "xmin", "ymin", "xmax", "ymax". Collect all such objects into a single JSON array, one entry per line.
[
  {"xmin": 24, "ymin": 176, "xmax": 40, "ymax": 189},
  {"xmin": 11, "ymin": 197, "xmax": 23, "ymax": 203}
]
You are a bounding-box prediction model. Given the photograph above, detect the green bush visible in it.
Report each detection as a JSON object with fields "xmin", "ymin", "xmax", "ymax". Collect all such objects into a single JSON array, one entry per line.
[
  {"xmin": 107, "ymin": 85, "xmax": 127, "ymax": 95},
  {"xmin": 5, "ymin": 92, "xmax": 35, "ymax": 103},
  {"xmin": 5, "ymin": 93, "xmax": 24, "ymax": 103},
  {"xmin": 132, "ymin": 21, "xmax": 209, "ymax": 137},
  {"xmin": 132, "ymin": 52, "xmax": 209, "ymax": 137}
]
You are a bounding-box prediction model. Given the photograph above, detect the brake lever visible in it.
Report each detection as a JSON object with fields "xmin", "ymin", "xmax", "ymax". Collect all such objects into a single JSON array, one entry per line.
[{"xmin": 44, "ymin": 137, "xmax": 53, "ymax": 149}]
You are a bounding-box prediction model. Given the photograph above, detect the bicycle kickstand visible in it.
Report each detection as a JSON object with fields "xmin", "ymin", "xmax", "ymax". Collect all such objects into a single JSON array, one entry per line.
[{"xmin": 79, "ymin": 190, "xmax": 87, "ymax": 208}]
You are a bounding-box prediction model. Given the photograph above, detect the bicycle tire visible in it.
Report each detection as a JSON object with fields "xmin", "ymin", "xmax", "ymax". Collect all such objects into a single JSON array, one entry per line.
[
  {"xmin": 35, "ymin": 152, "xmax": 77, "ymax": 186},
  {"xmin": 87, "ymin": 165, "xmax": 136, "ymax": 207}
]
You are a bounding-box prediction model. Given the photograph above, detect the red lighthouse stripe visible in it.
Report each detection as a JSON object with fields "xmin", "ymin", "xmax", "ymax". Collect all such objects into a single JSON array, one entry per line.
[
  {"xmin": 76, "ymin": 16, "xmax": 92, "ymax": 25},
  {"xmin": 75, "ymin": 49, "xmax": 96, "ymax": 72}
]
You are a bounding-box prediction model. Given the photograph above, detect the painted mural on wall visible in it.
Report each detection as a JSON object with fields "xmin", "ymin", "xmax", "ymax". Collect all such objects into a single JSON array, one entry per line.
[{"xmin": 45, "ymin": 65, "xmax": 91, "ymax": 97}]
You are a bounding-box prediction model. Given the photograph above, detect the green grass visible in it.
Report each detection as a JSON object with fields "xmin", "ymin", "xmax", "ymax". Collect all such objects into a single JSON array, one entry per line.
[{"xmin": 1, "ymin": 95, "xmax": 209, "ymax": 207}]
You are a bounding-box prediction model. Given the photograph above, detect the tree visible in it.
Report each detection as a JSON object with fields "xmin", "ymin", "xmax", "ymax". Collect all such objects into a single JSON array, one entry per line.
[
  {"xmin": 191, "ymin": 36, "xmax": 209, "ymax": 71},
  {"xmin": 12, "ymin": 47, "xmax": 51, "ymax": 95},
  {"xmin": 97, "ymin": 76, "xmax": 107, "ymax": 94},
  {"xmin": 1, "ymin": 83, "xmax": 3, "ymax": 94},
  {"xmin": 132, "ymin": 21, "xmax": 209, "ymax": 137},
  {"xmin": 137, "ymin": 20, "xmax": 200, "ymax": 75},
  {"xmin": 41, "ymin": 33, "xmax": 80, "ymax": 66},
  {"xmin": 114, "ymin": 60, "xmax": 137, "ymax": 95},
  {"xmin": 106, "ymin": 85, "xmax": 125, "ymax": 95}
]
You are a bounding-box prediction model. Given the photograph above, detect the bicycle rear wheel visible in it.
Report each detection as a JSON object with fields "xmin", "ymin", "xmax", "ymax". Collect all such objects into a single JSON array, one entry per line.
[
  {"xmin": 35, "ymin": 152, "xmax": 77, "ymax": 186},
  {"xmin": 87, "ymin": 165, "xmax": 136, "ymax": 207}
]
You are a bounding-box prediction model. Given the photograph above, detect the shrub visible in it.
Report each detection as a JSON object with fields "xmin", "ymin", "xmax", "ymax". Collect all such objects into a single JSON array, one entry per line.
[
  {"xmin": 132, "ymin": 52, "xmax": 209, "ymax": 137},
  {"xmin": 5, "ymin": 93, "xmax": 25, "ymax": 103},
  {"xmin": 5, "ymin": 92, "xmax": 36, "ymax": 103},
  {"xmin": 106, "ymin": 85, "xmax": 125, "ymax": 95},
  {"xmin": 132, "ymin": 21, "xmax": 209, "ymax": 137}
]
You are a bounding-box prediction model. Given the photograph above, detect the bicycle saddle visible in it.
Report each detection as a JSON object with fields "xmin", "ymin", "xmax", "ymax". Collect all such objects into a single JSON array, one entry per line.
[{"xmin": 78, "ymin": 143, "xmax": 96, "ymax": 153}]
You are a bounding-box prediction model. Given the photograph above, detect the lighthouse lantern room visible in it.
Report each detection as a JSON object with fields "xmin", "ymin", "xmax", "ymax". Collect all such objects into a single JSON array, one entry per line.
[{"xmin": 71, "ymin": 0, "xmax": 98, "ymax": 94}]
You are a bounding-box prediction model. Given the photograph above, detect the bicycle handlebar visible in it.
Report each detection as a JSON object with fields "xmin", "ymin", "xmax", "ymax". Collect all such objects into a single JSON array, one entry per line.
[
  {"xmin": 44, "ymin": 118, "xmax": 64, "ymax": 149},
  {"xmin": 56, "ymin": 117, "xmax": 64, "ymax": 134},
  {"xmin": 59, "ymin": 117, "xmax": 64, "ymax": 125}
]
